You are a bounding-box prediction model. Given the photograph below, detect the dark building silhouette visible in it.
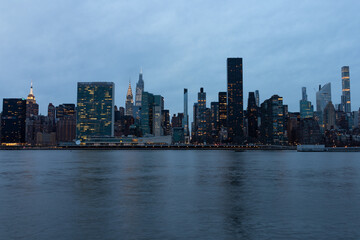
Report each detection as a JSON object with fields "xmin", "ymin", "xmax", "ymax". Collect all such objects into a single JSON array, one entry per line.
[
  {"xmin": 247, "ymin": 92, "xmax": 258, "ymax": 142},
  {"xmin": 56, "ymin": 104, "xmax": 76, "ymax": 143},
  {"xmin": 162, "ymin": 110, "xmax": 171, "ymax": 136},
  {"xmin": 260, "ymin": 95, "xmax": 286, "ymax": 145},
  {"xmin": 171, "ymin": 113, "xmax": 184, "ymax": 128},
  {"xmin": 227, "ymin": 58, "xmax": 244, "ymax": 143},
  {"xmin": 210, "ymin": 102, "xmax": 220, "ymax": 141},
  {"xmin": 298, "ymin": 118, "xmax": 322, "ymax": 144},
  {"xmin": 1, "ymin": 98, "xmax": 26, "ymax": 143},
  {"xmin": 218, "ymin": 92, "xmax": 227, "ymax": 129}
]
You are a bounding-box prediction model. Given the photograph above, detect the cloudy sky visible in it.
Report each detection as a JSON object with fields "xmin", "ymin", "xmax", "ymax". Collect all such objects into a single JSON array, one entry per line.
[{"xmin": 0, "ymin": 0, "xmax": 359, "ymax": 117}]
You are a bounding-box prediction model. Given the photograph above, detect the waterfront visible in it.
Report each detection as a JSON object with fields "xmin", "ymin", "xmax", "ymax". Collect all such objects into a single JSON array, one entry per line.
[{"xmin": 1, "ymin": 150, "xmax": 360, "ymax": 239}]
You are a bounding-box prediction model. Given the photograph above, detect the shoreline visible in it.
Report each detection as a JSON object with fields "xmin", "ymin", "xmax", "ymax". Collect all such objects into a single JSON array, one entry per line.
[{"xmin": 0, "ymin": 145, "xmax": 360, "ymax": 151}]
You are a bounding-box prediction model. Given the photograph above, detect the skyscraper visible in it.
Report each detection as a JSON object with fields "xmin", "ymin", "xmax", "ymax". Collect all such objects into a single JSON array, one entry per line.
[
  {"xmin": 182, "ymin": 88, "xmax": 189, "ymax": 136},
  {"xmin": 135, "ymin": 69, "xmax": 144, "ymax": 107},
  {"xmin": 316, "ymin": 83, "xmax": 331, "ymax": 113},
  {"xmin": 247, "ymin": 92, "xmax": 258, "ymax": 141},
  {"xmin": 218, "ymin": 92, "xmax": 227, "ymax": 129},
  {"xmin": 255, "ymin": 90, "xmax": 260, "ymax": 107},
  {"xmin": 153, "ymin": 95, "xmax": 163, "ymax": 136},
  {"xmin": 341, "ymin": 66, "xmax": 351, "ymax": 113},
  {"xmin": 140, "ymin": 91, "xmax": 154, "ymax": 135},
  {"xmin": 300, "ymin": 87, "xmax": 314, "ymax": 119},
  {"xmin": 227, "ymin": 58, "xmax": 244, "ymax": 143},
  {"xmin": 125, "ymin": 81, "xmax": 134, "ymax": 116},
  {"xmin": 26, "ymin": 82, "xmax": 39, "ymax": 118},
  {"xmin": 323, "ymin": 101, "xmax": 336, "ymax": 130},
  {"xmin": 76, "ymin": 82, "xmax": 114, "ymax": 140},
  {"xmin": 260, "ymin": 95, "xmax": 285, "ymax": 145},
  {"xmin": 1, "ymin": 98, "xmax": 26, "ymax": 143},
  {"xmin": 197, "ymin": 88, "xmax": 207, "ymax": 142}
]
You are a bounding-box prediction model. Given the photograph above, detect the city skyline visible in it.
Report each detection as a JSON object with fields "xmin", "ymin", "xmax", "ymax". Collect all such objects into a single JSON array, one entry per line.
[{"xmin": 0, "ymin": 1, "xmax": 359, "ymax": 115}]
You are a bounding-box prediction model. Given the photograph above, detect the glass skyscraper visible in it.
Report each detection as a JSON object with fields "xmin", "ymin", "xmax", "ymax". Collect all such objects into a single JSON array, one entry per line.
[
  {"xmin": 316, "ymin": 83, "xmax": 331, "ymax": 112},
  {"xmin": 227, "ymin": 58, "xmax": 244, "ymax": 143},
  {"xmin": 341, "ymin": 66, "xmax": 351, "ymax": 113},
  {"xmin": 76, "ymin": 82, "xmax": 114, "ymax": 141},
  {"xmin": 300, "ymin": 87, "xmax": 314, "ymax": 119}
]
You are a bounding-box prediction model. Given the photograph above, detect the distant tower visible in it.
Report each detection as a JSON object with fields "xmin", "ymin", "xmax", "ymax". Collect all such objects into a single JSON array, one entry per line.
[
  {"xmin": 302, "ymin": 87, "xmax": 307, "ymax": 101},
  {"xmin": 182, "ymin": 88, "xmax": 189, "ymax": 136},
  {"xmin": 26, "ymin": 82, "xmax": 39, "ymax": 118},
  {"xmin": 300, "ymin": 87, "xmax": 313, "ymax": 119},
  {"xmin": 255, "ymin": 90, "xmax": 260, "ymax": 107},
  {"xmin": 135, "ymin": 68, "xmax": 145, "ymax": 107},
  {"xmin": 341, "ymin": 66, "xmax": 351, "ymax": 113},
  {"xmin": 316, "ymin": 83, "xmax": 331, "ymax": 112},
  {"xmin": 125, "ymin": 81, "xmax": 134, "ymax": 116}
]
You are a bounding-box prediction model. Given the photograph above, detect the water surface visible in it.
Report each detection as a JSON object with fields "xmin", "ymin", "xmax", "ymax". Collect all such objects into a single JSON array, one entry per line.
[{"xmin": 1, "ymin": 150, "xmax": 360, "ymax": 239}]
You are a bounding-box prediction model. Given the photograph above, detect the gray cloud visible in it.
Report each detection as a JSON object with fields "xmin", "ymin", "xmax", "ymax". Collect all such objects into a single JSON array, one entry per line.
[{"xmin": 0, "ymin": 0, "xmax": 359, "ymax": 119}]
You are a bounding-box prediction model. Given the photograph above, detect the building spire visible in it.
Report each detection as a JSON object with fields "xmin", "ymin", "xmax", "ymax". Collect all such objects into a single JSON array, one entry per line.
[
  {"xmin": 30, "ymin": 81, "xmax": 33, "ymax": 95},
  {"xmin": 140, "ymin": 67, "xmax": 143, "ymax": 75}
]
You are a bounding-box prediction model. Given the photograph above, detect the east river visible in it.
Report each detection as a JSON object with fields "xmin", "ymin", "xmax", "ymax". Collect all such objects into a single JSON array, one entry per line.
[{"xmin": 1, "ymin": 150, "xmax": 360, "ymax": 239}]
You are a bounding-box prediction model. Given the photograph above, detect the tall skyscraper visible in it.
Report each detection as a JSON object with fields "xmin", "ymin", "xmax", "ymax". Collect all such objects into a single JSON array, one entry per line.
[
  {"xmin": 227, "ymin": 58, "xmax": 244, "ymax": 143},
  {"xmin": 153, "ymin": 95, "xmax": 164, "ymax": 136},
  {"xmin": 341, "ymin": 66, "xmax": 351, "ymax": 113},
  {"xmin": 1, "ymin": 98, "xmax": 26, "ymax": 143},
  {"xmin": 247, "ymin": 92, "xmax": 258, "ymax": 141},
  {"xmin": 140, "ymin": 91, "xmax": 154, "ymax": 135},
  {"xmin": 76, "ymin": 82, "xmax": 114, "ymax": 140},
  {"xmin": 300, "ymin": 87, "xmax": 314, "ymax": 119},
  {"xmin": 26, "ymin": 82, "xmax": 39, "ymax": 118},
  {"xmin": 182, "ymin": 88, "xmax": 189, "ymax": 136},
  {"xmin": 316, "ymin": 83, "xmax": 331, "ymax": 112},
  {"xmin": 135, "ymin": 69, "xmax": 145, "ymax": 107},
  {"xmin": 218, "ymin": 92, "xmax": 227, "ymax": 129},
  {"xmin": 197, "ymin": 88, "xmax": 207, "ymax": 142},
  {"xmin": 255, "ymin": 90, "xmax": 260, "ymax": 107},
  {"xmin": 125, "ymin": 81, "xmax": 134, "ymax": 116}
]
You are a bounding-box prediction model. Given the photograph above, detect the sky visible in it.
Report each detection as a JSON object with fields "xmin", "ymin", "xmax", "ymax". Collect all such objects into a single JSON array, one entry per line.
[{"xmin": 0, "ymin": 0, "xmax": 359, "ymax": 119}]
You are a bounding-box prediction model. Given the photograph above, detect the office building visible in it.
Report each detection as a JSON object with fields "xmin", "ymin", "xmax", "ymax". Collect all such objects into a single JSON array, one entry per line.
[
  {"xmin": 140, "ymin": 91, "xmax": 154, "ymax": 135},
  {"xmin": 247, "ymin": 92, "xmax": 258, "ymax": 141},
  {"xmin": 1, "ymin": 98, "xmax": 26, "ymax": 144},
  {"xmin": 76, "ymin": 82, "xmax": 114, "ymax": 140},
  {"xmin": 218, "ymin": 92, "xmax": 227, "ymax": 129},
  {"xmin": 260, "ymin": 95, "xmax": 285, "ymax": 145},
  {"xmin": 227, "ymin": 58, "xmax": 244, "ymax": 143},
  {"xmin": 56, "ymin": 104, "xmax": 76, "ymax": 142}
]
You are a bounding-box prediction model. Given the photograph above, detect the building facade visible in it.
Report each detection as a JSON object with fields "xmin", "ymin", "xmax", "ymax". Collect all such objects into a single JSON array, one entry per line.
[
  {"xmin": 76, "ymin": 82, "xmax": 114, "ymax": 140},
  {"xmin": 1, "ymin": 98, "xmax": 26, "ymax": 144},
  {"xmin": 341, "ymin": 66, "xmax": 351, "ymax": 113},
  {"xmin": 227, "ymin": 58, "xmax": 244, "ymax": 143}
]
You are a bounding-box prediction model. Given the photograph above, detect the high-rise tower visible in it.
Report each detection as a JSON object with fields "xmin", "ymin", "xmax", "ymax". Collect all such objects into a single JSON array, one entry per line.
[
  {"xmin": 316, "ymin": 83, "xmax": 331, "ymax": 112},
  {"xmin": 125, "ymin": 81, "xmax": 134, "ymax": 116},
  {"xmin": 135, "ymin": 69, "xmax": 144, "ymax": 107},
  {"xmin": 76, "ymin": 82, "xmax": 114, "ymax": 140},
  {"xmin": 182, "ymin": 88, "xmax": 189, "ymax": 136},
  {"xmin": 227, "ymin": 58, "xmax": 244, "ymax": 143},
  {"xmin": 341, "ymin": 66, "xmax": 351, "ymax": 113},
  {"xmin": 26, "ymin": 82, "xmax": 39, "ymax": 118}
]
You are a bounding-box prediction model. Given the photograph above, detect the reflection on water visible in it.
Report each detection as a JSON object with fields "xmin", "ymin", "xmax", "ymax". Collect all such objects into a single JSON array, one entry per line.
[{"xmin": 1, "ymin": 150, "xmax": 360, "ymax": 239}]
